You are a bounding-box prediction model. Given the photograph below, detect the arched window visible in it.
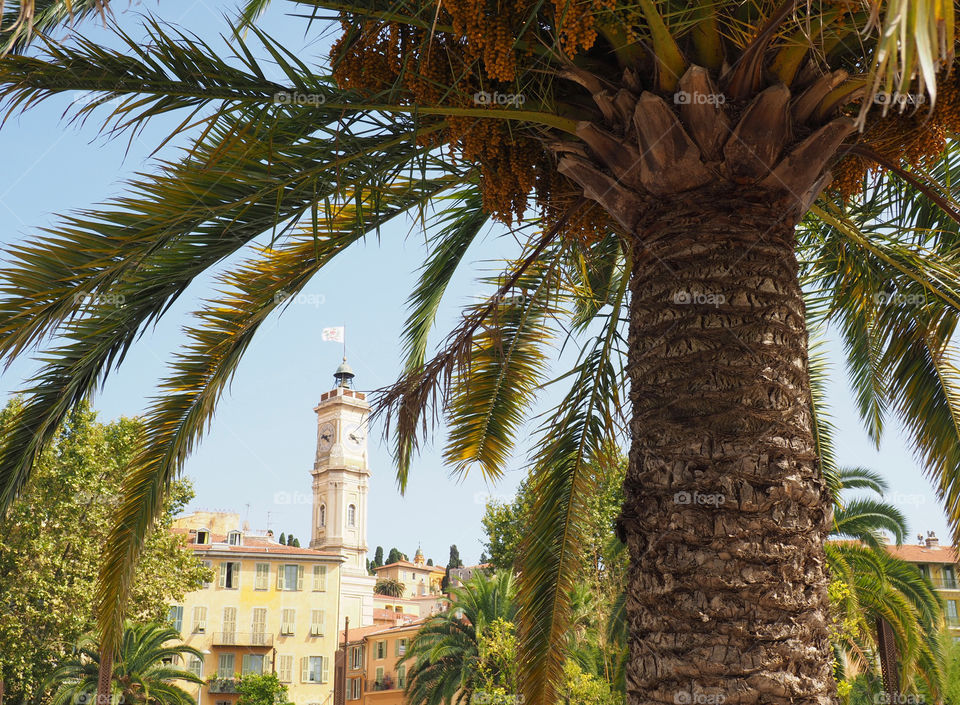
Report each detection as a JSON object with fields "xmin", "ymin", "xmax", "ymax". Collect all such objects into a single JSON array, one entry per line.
[
  {"xmin": 319, "ymin": 504, "xmax": 326, "ymax": 528},
  {"xmin": 347, "ymin": 504, "xmax": 356, "ymax": 527}
]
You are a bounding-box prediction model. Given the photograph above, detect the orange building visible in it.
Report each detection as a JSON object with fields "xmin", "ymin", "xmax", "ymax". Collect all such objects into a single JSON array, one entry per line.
[{"xmin": 336, "ymin": 619, "xmax": 425, "ymax": 705}]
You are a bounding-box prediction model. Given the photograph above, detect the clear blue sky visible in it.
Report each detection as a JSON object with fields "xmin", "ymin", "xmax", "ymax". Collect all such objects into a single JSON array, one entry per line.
[{"xmin": 0, "ymin": 0, "xmax": 953, "ymax": 565}]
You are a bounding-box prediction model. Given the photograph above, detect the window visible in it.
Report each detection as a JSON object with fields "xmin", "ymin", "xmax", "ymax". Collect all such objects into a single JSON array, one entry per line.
[
  {"xmin": 252, "ymin": 608, "xmax": 268, "ymax": 644},
  {"xmin": 395, "ymin": 638, "xmax": 407, "ymax": 657},
  {"xmin": 241, "ymin": 654, "xmax": 264, "ymax": 675},
  {"xmin": 202, "ymin": 560, "xmax": 213, "ymax": 589},
  {"xmin": 281, "ymin": 608, "xmax": 296, "ymax": 635},
  {"xmin": 398, "ymin": 665, "xmax": 407, "ymax": 689},
  {"xmin": 375, "ymin": 640, "xmax": 386, "ymax": 659},
  {"xmin": 254, "ymin": 563, "xmax": 270, "ymax": 590},
  {"xmin": 919, "ymin": 564, "xmax": 931, "ymax": 578},
  {"xmin": 219, "ymin": 561, "xmax": 241, "ymax": 589},
  {"xmin": 192, "ymin": 606, "xmax": 207, "ymax": 633},
  {"xmin": 349, "ymin": 646, "xmax": 363, "ymax": 670},
  {"xmin": 395, "ymin": 606, "xmax": 403, "ymax": 614},
  {"xmin": 196, "ymin": 528, "xmax": 210, "ymax": 544},
  {"xmin": 301, "ymin": 656, "xmax": 328, "ymax": 683},
  {"xmin": 948, "ymin": 600, "xmax": 959, "ymax": 619},
  {"xmin": 222, "ymin": 607, "xmax": 237, "ymax": 641},
  {"xmin": 319, "ymin": 505, "xmax": 326, "ymax": 528},
  {"xmin": 278, "ymin": 655, "xmax": 294, "ymax": 683},
  {"xmin": 946, "ymin": 565, "xmax": 957, "ymax": 587},
  {"xmin": 310, "ymin": 610, "xmax": 325, "ymax": 637},
  {"xmin": 277, "ymin": 564, "xmax": 303, "ymax": 591},
  {"xmin": 167, "ymin": 606, "xmax": 183, "ymax": 632},
  {"xmin": 187, "ymin": 655, "xmax": 203, "ymax": 678},
  {"xmin": 375, "ymin": 666, "xmax": 384, "ymax": 685},
  {"xmin": 347, "ymin": 504, "xmax": 356, "ymax": 527},
  {"xmin": 218, "ymin": 653, "xmax": 236, "ymax": 677},
  {"xmin": 312, "ymin": 565, "xmax": 328, "ymax": 591},
  {"xmin": 348, "ymin": 678, "xmax": 362, "ymax": 700},
  {"xmin": 228, "ymin": 530, "xmax": 242, "ymax": 545}
]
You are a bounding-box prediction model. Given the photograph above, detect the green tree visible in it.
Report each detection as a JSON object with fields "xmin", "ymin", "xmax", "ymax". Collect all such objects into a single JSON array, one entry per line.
[
  {"xmin": 0, "ymin": 401, "xmax": 208, "ymax": 704},
  {"xmin": 826, "ymin": 468, "xmax": 945, "ymax": 700},
  {"xmin": 3, "ymin": 2, "xmax": 960, "ymax": 703},
  {"xmin": 278, "ymin": 532, "xmax": 286, "ymax": 545},
  {"xmin": 374, "ymin": 546, "xmax": 384, "ymax": 566},
  {"xmin": 403, "ymin": 571, "xmax": 516, "ymax": 705},
  {"xmin": 374, "ymin": 578, "xmax": 406, "ymax": 597},
  {"xmin": 387, "ymin": 548, "xmax": 405, "ymax": 565},
  {"xmin": 448, "ymin": 545, "xmax": 463, "ymax": 570},
  {"xmin": 236, "ymin": 673, "xmax": 292, "ymax": 705},
  {"xmin": 46, "ymin": 622, "xmax": 203, "ymax": 705}
]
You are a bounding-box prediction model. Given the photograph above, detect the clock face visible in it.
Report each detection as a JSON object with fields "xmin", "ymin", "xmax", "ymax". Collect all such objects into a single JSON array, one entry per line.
[
  {"xmin": 318, "ymin": 422, "xmax": 335, "ymax": 451},
  {"xmin": 346, "ymin": 422, "xmax": 367, "ymax": 449}
]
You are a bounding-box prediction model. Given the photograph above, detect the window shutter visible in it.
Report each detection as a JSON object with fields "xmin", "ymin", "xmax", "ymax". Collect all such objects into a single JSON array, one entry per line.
[
  {"xmin": 218, "ymin": 562, "xmax": 227, "ymax": 588},
  {"xmin": 322, "ymin": 656, "xmax": 330, "ymax": 683},
  {"xmin": 277, "ymin": 566, "xmax": 285, "ymax": 590},
  {"xmin": 232, "ymin": 562, "xmax": 241, "ymax": 588},
  {"xmin": 395, "ymin": 639, "xmax": 399, "ymax": 657},
  {"xmin": 297, "ymin": 565, "xmax": 304, "ymax": 591},
  {"xmin": 301, "ymin": 657, "xmax": 309, "ymax": 682}
]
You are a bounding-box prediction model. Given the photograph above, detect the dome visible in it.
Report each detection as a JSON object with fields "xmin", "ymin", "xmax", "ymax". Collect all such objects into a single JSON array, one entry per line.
[{"xmin": 334, "ymin": 358, "xmax": 355, "ymax": 388}]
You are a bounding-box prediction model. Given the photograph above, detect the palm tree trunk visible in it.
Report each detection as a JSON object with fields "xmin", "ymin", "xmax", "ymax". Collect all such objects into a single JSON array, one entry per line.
[
  {"xmin": 97, "ymin": 651, "xmax": 113, "ymax": 705},
  {"xmin": 621, "ymin": 192, "xmax": 836, "ymax": 705}
]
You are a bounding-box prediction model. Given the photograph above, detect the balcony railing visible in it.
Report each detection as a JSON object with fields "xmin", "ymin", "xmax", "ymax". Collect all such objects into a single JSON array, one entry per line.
[
  {"xmin": 211, "ymin": 632, "xmax": 274, "ymax": 647},
  {"xmin": 368, "ymin": 678, "xmax": 397, "ymax": 692},
  {"xmin": 932, "ymin": 577, "xmax": 959, "ymax": 589},
  {"xmin": 946, "ymin": 616, "xmax": 960, "ymax": 627},
  {"xmin": 208, "ymin": 678, "xmax": 240, "ymax": 694}
]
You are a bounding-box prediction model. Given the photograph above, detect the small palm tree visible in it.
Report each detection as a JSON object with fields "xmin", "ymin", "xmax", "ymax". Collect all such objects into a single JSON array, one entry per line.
[
  {"xmin": 402, "ymin": 571, "xmax": 515, "ymax": 705},
  {"xmin": 827, "ymin": 468, "xmax": 944, "ymax": 700},
  {"xmin": 47, "ymin": 622, "xmax": 204, "ymax": 705},
  {"xmin": 374, "ymin": 578, "xmax": 406, "ymax": 598}
]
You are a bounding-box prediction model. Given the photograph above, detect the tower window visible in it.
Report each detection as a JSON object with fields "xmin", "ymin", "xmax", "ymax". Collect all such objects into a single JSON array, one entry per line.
[
  {"xmin": 347, "ymin": 504, "xmax": 356, "ymax": 527},
  {"xmin": 196, "ymin": 529, "xmax": 210, "ymax": 544},
  {"xmin": 319, "ymin": 504, "xmax": 326, "ymax": 528},
  {"xmin": 227, "ymin": 530, "xmax": 242, "ymax": 546}
]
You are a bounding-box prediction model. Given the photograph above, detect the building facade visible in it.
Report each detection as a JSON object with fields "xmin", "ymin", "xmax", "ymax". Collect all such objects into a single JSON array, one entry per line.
[
  {"xmin": 169, "ymin": 520, "xmax": 343, "ymax": 705},
  {"xmin": 338, "ymin": 620, "xmax": 424, "ymax": 705},
  {"xmin": 886, "ymin": 531, "xmax": 960, "ymax": 636}
]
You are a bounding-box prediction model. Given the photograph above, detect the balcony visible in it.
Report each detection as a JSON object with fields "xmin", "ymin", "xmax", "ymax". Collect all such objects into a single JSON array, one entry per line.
[
  {"xmin": 211, "ymin": 632, "xmax": 274, "ymax": 647},
  {"xmin": 946, "ymin": 616, "xmax": 960, "ymax": 627},
  {"xmin": 208, "ymin": 678, "xmax": 240, "ymax": 694},
  {"xmin": 932, "ymin": 577, "xmax": 959, "ymax": 590},
  {"xmin": 368, "ymin": 677, "xmax": 397, "ymax": 692}
]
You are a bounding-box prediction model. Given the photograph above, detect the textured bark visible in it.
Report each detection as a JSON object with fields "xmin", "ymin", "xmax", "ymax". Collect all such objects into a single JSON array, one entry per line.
[
  {"xmin": 620, "ymin": 193, "xmax": 836, "ymax": 705},
  {"xmin": 97, "ymin": 651, "xmax": 113, "ymax": 705}
]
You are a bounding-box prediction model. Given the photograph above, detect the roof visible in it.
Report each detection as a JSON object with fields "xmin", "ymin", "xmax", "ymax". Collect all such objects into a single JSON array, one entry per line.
[
  {"xmin": 173, "ymin": 528, "xmax": 341, "ymax": 558},
  {"xmin": 886, "ymin": 543, "xmax": 959, "ymax": 564},
  {"xmin": 340, "ymin": 618, "xmax": 427, "ymax": 644},
  {"xmin": 375, "ymin": 560, "xmax": 445, "ymax": 573},
  {"xmin": 373, "ymin": 608, "xmax": 420, "ymax": 624}
]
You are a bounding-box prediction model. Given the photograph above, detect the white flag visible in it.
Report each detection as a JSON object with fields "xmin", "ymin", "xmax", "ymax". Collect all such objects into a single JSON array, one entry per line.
[{"xmin": 322, "ymin": 327, "xmax": 344, "ymax": 343}]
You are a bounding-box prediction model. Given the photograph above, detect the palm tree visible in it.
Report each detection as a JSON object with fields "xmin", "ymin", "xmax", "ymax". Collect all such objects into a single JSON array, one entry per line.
[
  {"xmin": 374, "ymin": 578, "xmax": 406, "ymax": 598},
  {"xmin": 46, "ymin": 622, "xmax": 204, "ymax": 705},
  {"xmin": 402, "ymin": 571, "xmax": 516, "ymax": 705},
  {"xmin": 826, "ymin": 468, "xmax": 945, "ymax": 700},
  {"xmin": 1, "ymin": 2, "xmax": 960, "ymax": 703}
]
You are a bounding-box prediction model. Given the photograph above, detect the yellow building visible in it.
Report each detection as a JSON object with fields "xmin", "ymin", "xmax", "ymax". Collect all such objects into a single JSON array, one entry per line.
[
  {"xmin": 373, "ymin": 549, "xmax": 445, "ymax": 599},
  {"xmin": 338, "ymin": 620, "xmax": 425, "ymax": 705},
  {"xmin": 887, "ymin": 531, "xmax": 960, "ymax": 636},
  {"xmin": 169, "ymin": 517, "xmax": 344, "ymax": 705}
]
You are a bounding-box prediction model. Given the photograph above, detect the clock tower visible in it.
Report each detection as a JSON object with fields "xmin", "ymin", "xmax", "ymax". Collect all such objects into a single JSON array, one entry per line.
[{"xmin": 310, "ymin": 358, "xmax": 376, "ymax": 627}]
